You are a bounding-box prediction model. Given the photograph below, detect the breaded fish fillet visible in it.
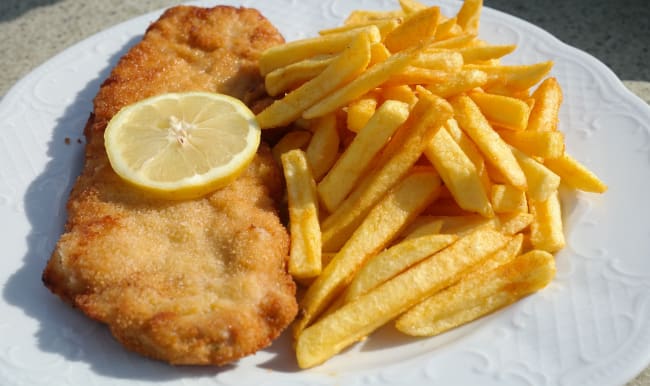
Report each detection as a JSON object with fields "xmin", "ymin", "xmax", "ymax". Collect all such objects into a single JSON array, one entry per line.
[{"xmin": 42, "ymin": 5, "xmax": 298, "ymax": 365}]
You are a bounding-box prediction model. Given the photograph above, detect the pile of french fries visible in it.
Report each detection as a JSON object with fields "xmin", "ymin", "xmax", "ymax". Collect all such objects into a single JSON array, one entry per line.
[{"xmin": 258, "ymin": 0, "xmax": 607, "ymax": 369}]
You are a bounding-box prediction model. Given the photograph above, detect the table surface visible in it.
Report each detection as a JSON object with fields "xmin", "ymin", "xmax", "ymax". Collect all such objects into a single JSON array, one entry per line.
[{"xmin": 0, "ymin": 0, "xmax": 648, "ymax": 385}]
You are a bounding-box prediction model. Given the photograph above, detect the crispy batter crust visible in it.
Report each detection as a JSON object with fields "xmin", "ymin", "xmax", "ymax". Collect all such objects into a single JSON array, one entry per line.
[{"xmin": 43, "ymin": 5, "xmax": 297, "ymax": 365}]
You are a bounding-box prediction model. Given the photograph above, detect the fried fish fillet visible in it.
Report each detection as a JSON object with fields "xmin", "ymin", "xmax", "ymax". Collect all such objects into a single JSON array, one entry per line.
[{"xmin": 42, "ymin": 5, "xmax": 298, "ymax": 365}]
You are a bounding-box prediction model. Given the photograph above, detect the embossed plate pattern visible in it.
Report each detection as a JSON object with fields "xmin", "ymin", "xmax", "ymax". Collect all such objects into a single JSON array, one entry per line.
[{"xmin": 1, "ymin": 0, "xmax": 649, "ymax": 385}]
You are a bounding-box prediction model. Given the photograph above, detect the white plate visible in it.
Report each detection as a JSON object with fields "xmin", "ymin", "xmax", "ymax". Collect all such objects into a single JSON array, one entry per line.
[{"xmin": 1, "ymin": 0, "xmax": 649, "ymax": 385}]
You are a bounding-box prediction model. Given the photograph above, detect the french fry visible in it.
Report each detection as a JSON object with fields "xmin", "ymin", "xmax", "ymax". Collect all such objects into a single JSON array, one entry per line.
[
  {"xmin": 295, "ymin": 226, "xmax": 509, "ymax": 368},
  {"xmin": 428, "ymin": 33, "xmax": 476, "ymax": 49},
  {"xmin": 456, "ymin": 0, "xmax": 482, "ymax": 34},
  {"xmin": 281, "ymin": 149, "xmax": 322, "ymax": 279},
  {"xmin": 412, "ymin": 51, "xmax": 464, "ymax": 71},
  {"xmin": 434, "ymin": 17, "xmax": 460, "ymax": 40},
  {"xmin": 295, "ymin": 169, "xmax": 442, "ymax": 337},
  {"xmin": 380, "ymin": 85, "xmax": 418, "ymax": 107},
  {"xmin": 425, "ymin": 69, "xmax": 487, "ymax": 98},
  {"xmin": 439, "ymin": 214, "xmax": 496, "ymax": 235},
  {"xmin": 265, "ymin": 56, "xmax": 333, "ymax": 96},
  {"xmin": 320, "ymin": 18, "xmax": 400, "ymax": 38},
  {"xmin": 469, "ymin": 91, "xmax": 532, "ymax": 131},
  {"xmin": 346, "ymin": 95, "xmax": 378, "ymax": 133},
  {"xmin": 399, "ymin": 0, "xmax": 428, "ymax": 14},
  {"xmin": 369, "ymin": 42, "xmax": 392, "ymax": 65},
  {"xmin": 342, "ymin": 234, "xmax": 458, "ymax": 302},
  {"xmin": 442, "ymin": 117, "xmax": 490, "ymax": 191},
  {"xmin": 529, "ymin": 191, "xmax": 565, "ymax": 253},
  {"xmin": 345, "ymin": 9, "xmax": 405, "ymax": 25},
  {"xmin": 498, "ymin": 211, "xmax": 533, "ymax": 235},
  {"xmin": 544, "ymin": 153, "xmax": 607, "ymax": 193},
  {"xmin": 259, "ymin": 25, "xmax": 380, "ymax": 75},
  {"xmin": 425, "ymin": 126, "xmax": 493, "ymax": 217},
  {"xmin": 490, "ymin": 184, "xmax": 527, "ymax": 213},
  {"xmin": 395, "ymin": 249, "xmax": 555, "ymax": 336},
  {"xmin": 423, "ymin": 197, "xmax": 474, "ymax": 216},
  {"xmin": 302, "ymin": 45, "xmax": 417, "ymax": 119},
  {"xmin": 458, "ymin": 44, "xmax": 516, "ymax": 63},
  {"xmin": 384, "ymin": 6, "xmax": 440, "ymax": 52},
  {"xmin": 451, "ymin": 95, "xmax": 527, "ymax": 189},
  {"xmin": 498, "ymin": 130, "xmax": 565, "ymax": 159},
  {"xmin": 318, "ymin": 100, "xmax": 410, "ymax": 212},
  {"xmin": 271, "ymin": 130, "xmax": 312, "ymax": 165},
  {"xmin": 305, "ymin": 113, "xmax": 340, "ymax": 181},
  {"xmin": 467, "ymin": 61, "xmax": 554, "ymax": 91},
  {"xmin": 401, "ymin": 216, "xmax": 444, "ymax": 239},
  {"xmin": 257, "ymin": 32, "xmax": 372, "ymax": 128},
  {"xmin": 527, "ymin": 77, "xmax": 562, "ymax": 131},
  {"xmin": 320, "ymin": 94, "xmax": 452, "ymax": 252},
  {"xmin": 512, "ymin": 147, "xmax": 560, "ymax": 202}
]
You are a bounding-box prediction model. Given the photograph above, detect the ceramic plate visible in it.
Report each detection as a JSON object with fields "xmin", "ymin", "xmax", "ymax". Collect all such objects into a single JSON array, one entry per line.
[{"xmin": 1, "ymin": 1, "xmax": 649, "ymax": 385}]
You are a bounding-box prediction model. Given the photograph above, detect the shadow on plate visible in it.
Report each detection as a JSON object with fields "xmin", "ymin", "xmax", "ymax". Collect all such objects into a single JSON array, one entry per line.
[{"xmin": 1, "ymin": 35, "xmax": 234, "ymax": 382}]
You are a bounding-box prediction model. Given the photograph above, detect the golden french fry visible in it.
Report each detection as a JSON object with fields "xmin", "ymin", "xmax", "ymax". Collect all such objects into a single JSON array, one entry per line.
[
  {"xmin": 528, "ymin": 77, "xmax": 563, "ymax": 131},
  {"xmin": 399, "ymin": 0, "xmax": 428, "ymax": 14},
  {"xmin": 385, "ymin": 66, "xmax": 449, "ymax": 86},
  {"xmin": 434, "ymin": 17, "xmax": 460, "ymax": 40},
  {"xmin": 512, "ymin": 147, "xmax": 560, "ymax": 202},
  {"xmin": 272, "ymin": 130, "xmax": 312, "ymax": 166},
  {"xmin": 456, "ymin": 0, "xmax": 482, "ymax": 34},
  {"xmin": 425, "ymin": 69, "xmax": 487, "ymax": 98},
  {"xmin": 544, "ymin": 153, "xmax": 607, "ymax": 193},
  {"xmin": 395, "ymin": 248, "xmax": 555, "ymax": 336},
  {"xmin": 490, "ymin": 184, "xmax": 527, "ymax": 213},
  {"xmin": 469, "ymin": 91, "xmax": 531, "ymax": 131},
  {"xmin": 369, "ymin": 42, "xmax": 392, "ymax": 66},
  {"xmin": 439, "ymin": 214, "xmax": 496, "ymax": 235},
  {"xmin": 281, "ymin": 149, "xmax": 322, "ymax": 279},
  {"xmin": 451, "ymin": 95, "xmax": 527, "ymax": 190},
  {"xmin": 498, "ymin": 211, "xmax": 533, "ymax": 235},
  {"xmin": 343, "ymin": 234, "xmax": 457, "ymax": 302},
  {"xmin": 257, "ymin": 32, "xmax": 372, "ymax": 128},
  {"xmin": 302, "ymin": 45, "xmax": 417, "ymax": 119},
  {"xmin": 425, "ymin": 126, "xmax": 493, "ymax": 217},
  {"xmin": 346, "ymin": 95, "xmax": 378, "ymax": 133},
  {"xmin": 294, "ymin": 169, "xmax": 442, "ymax": 338},
  {"xmin": 305, "ymin": 113, "xmax": 340, "ymax": 181},
  {"xmin": 459, "ymin": 44, "xmax": 516, "ymax": 63},
  {"xmin": 401, "ymin": 216, "xmax": 444, "ymax": 239},
  {"xmin": 320, "ymin": 18, "xmax": 400, "ymax": 38},
  {"xmin": 412, "ymin": 51, "xmax": 464, "ymax": 71},
  {"xmin": 295, "ymin": 225, "xmax": 509, "ymax": 368},
  {"xmin": 428, "ymin": 33, "xmax": 476, "ymax": 49},
  {"xmin": 380, "ymin": 85, "xmax": 418, "ymax": 107},
  {"xmin": 259, "ymin": 25, "xmax": 380, "ymax": 75},
  {"xmin": 384, "ymin": 6, "xmax": 440, "ymax": 52},
  {"xmin": 265, "ymin": 56, "xmax": 334, "ymax": 96},
  {"xmin": 498, "ymin": 130, "xmax": 565, "ymax": 159},
  {"xmin": 318, "ymin": 100, "xmax": 410, "ymax": 212},
  {"xmin": 345, "ymin": 9, "xmax": 405, "ymax": 25},
  {"xmin": 467, "ymin": 61, "xmax": 553, "ymax": 91},
  {"xmin": 320, "ymin": 94, "xmax": 452, "ymax": 252},
  {"xmin": 529, "ymin": 191, "xmax": 565, "ymax": 253}
]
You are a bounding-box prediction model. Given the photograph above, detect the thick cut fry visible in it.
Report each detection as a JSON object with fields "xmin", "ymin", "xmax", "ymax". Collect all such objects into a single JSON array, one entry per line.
[
  {"xmin": 320, "ymin": 95, "xmax": 452, "ymax": 252},
  {"xmin": 384, "ymin": 6, "xmax": 440, "ymax": 52},
  {"xmin": 412, "ymin": 51, "xmax": 464, "ymax": 71},
  {"xmin": 544, "ymin": 153, "xmax": 607, "ymax": 193},
  {"xmin": 498, "ymin": 130, "xmax": 565, "ymax": 159},
  {"xmin": 343, "ymin": 234, "xmax": 458, "ymax": 302},
  {"xmin": 528, "ymin": 77, "xmax": 563, "ymax": 131},
  {"xmin": 425, "ymin": 127, "xmax": 493, "ymax": 217},
  {"xmin": 295, "ymin": 169, "xmax": 442, "ymax": 337},
  {"xmin": 281, "ymin": 150, "xmax": 322, "ymax": 279},
  {"xmin": 306, "ymin": 113, "xmax": 340, "ymax": 181},
  {"xmin": 402, "ymin": 216, "xmax": 444, "ymax": 239},
  {"xmin": 346, "ymin": 96, "xmax": 378, "ymax": 133},
  {"xmin": 459, "ymin": 44, "xmax": 516, "ymax": 63},
  {"xmin": 380, "ymin": 85, "xmax": 418, "ymax": 107},
  {"xmin": 265, "ymin": 56, "xmax": 333, "ymax": 96},
  {"xmin": 320, "ymin": 18, "xmax": 400, "ymax": 38},
  {"xmin": 318, "ymin": 100, "xmax": 410, "ymax": 212},
  {"xmin": 512, "ymin": 147, "xmax": 560, "ymax": 202},
  {"xmin": 271, "ymin": 130, "xmax": 312, "ymax": 165},
  {"xmin": 259, "ymin": 25, "xmax": 380, "ymax": 75},
  {"xmin": 456, "ymin": 0, "xmax": 482, "ymax": 34},
  {"xmin": 395, "ymin": 249, "xmax": 555, "ymax": 336},
  {"xmin": 529, "ymin": 191, "xmax": 565, "ymax": 253},
  {"xmin": 491, "ymin": 184, "xmax": 527, "ymax": 213},
  {"xmin": 451, "ymin": 95, "xmax": 527, "ymax": 189},
  {"xmin": 295, "ymin": 226, "xmax": 509, "ymax": 368},
  {"xmin": 302, "ymin": 46, "xmax": 417, "ymax": 119},
  {"xmin": 469, "ymin": 91, "xmax": 531, "ymax": 131},
  {"xmin": 467, "ymin": 61, "xmax": 554, "ymax": 91},
  {"xmin": 257, "ymin": 32, "xmax": 372, "ymax": 128},
  {"xmin": 425, "ymin": 69, "xmax": 487, "ymax": 98}
]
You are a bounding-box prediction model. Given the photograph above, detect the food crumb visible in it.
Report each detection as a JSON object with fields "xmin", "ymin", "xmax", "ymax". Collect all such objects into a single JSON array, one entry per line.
[{"xmin": 64, "ymin": 137, "xmax": 71, "ymax": 145}]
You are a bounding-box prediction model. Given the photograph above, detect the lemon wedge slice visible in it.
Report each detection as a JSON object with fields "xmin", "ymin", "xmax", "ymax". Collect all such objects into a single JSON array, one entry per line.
[{"xmin": 104, "ymin": 92, "xmax": 261, "ymax": 200}]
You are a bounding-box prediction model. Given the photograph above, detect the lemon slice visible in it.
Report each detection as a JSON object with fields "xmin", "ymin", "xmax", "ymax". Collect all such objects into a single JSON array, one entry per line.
[{"xmin": 104, "ymin": 92, "xmax": 261, "ymax": 200}]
